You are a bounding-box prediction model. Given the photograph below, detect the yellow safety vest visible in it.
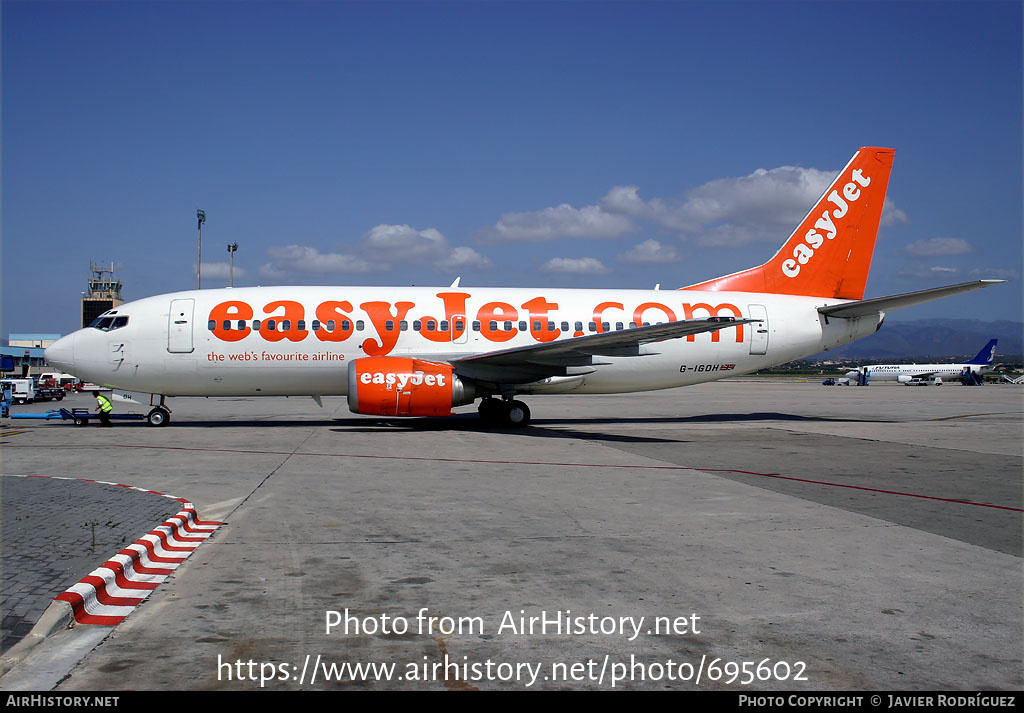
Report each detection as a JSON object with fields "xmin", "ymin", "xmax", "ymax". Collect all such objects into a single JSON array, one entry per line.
[{"xmin": 97, "ymin": 394, "xmax": 113, "ymax": 412}]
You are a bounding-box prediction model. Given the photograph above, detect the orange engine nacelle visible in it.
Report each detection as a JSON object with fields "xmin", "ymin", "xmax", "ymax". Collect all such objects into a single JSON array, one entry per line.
[{"xmin": 347, "ymin": 357, "xmax": 476, "ymax": 417}]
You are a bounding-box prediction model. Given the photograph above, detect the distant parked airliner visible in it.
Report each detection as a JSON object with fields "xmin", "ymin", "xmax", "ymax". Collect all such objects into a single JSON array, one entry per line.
[{"xmin": 847, "ymin": 339, "xmax": 998, "ymax": 385}]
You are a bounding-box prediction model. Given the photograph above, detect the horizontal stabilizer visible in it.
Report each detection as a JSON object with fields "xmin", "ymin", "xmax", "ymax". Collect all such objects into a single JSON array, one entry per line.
[{"xmin": 817, "ymin": 280, "xmax": 1005, "ymax": 319}]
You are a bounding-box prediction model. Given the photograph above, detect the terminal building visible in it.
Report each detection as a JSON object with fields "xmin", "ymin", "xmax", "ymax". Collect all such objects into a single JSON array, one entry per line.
[{"xmin": 0, "ymin": 336, "xmax": 57, "ymax": 377}]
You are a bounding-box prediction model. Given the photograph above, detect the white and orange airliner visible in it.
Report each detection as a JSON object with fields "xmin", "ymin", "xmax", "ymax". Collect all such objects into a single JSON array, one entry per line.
[{"xmin": 45, "ymin": 147, "xmax": 1002, "ymax": 426}]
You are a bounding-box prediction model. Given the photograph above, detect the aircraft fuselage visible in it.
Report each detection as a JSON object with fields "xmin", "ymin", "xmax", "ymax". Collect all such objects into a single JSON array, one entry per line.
[{"xmin": 46, "ymin": 285, "xmax": 880, "ymax": 398}]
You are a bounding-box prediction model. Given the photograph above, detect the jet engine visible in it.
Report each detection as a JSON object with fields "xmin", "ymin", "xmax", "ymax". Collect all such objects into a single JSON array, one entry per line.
[{"xmin": 347, "ymin": 357, "xmax": 476, "ymax": 417}]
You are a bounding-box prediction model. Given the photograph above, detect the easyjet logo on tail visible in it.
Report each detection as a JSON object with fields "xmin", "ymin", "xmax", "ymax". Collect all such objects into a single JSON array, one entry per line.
[
  {"xmin": 681, "ymin": 147, "xmax": 894, "ymax": 301},
  {"xmin": 781, "ymin": 168, "xmax": 872, "ymax": 279}
]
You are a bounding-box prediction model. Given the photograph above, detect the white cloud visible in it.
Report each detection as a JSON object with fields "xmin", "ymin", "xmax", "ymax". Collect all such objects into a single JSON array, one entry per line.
[
  {"xmin": 902, "ymin": 237, "xmax": 973, "ymax": 257},
  {"xmin": 198, "ymin": 262, "xmax": 245, "ymax": 279},
  {"xmin": 539, "ymin": 257, "xmax": 610, "ymax": 275},
  {"xmin": 488, "ymin": 162, "xmax": 909, "ymax": 251},
  {"xmin": 441, "ymin": 246, "xmax": 493, "ymax": 270},
  {"xmin": 881, "ymin": 198, "xmax": 909, "ymax": 227},
  {"xmin": 679, "ymin": 165, "xmax": 838, "ymax": 228},
  {"xmin": 477, "ymin": 203, "xmax": 636, "ymax": 243},
  {"xmin": 969, "ymin": 267, "xmax": 1019, "ymax": 280},
  {"xmin": 259, "ymin": 225, "xmax": 493, "ymax": 279},
  {"xmin": 362, "ymin": 224, "xmax": 447, "ymax": 260},
  {"xmin": 259, "ymin": 245, "xmax": 373, "ymax": 278},
  {"xmin": 897, "ymin": 264, "xmax": 960, "ymax": 279},
  {"xmin": 616, "ymin": 239, "xmax": 682, "ymax": 264}
]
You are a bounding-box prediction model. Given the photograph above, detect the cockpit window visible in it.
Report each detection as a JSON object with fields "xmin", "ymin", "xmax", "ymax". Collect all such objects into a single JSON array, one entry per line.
[{"xmin": 89, "ymin": 315, "xmax": 129, "ymax": 332}]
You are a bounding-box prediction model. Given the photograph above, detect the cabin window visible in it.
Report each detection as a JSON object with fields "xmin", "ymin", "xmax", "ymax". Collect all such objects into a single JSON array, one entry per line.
[
  {"xmin": 426, "ymin": 321, "xmax": 435, "ymax": 332},
  {"xmin": 280, "ymin": 320, "xmax": 291, "ymax": 332},
  {"xmin": 312, "ymin": 320, "xmax": 321, "ymax": 331},
  {"xmin": 575, "ymin": 321, "xmax": 583, "ymax": 332},
  {"xmin": 440, "ymin": 320, "xmax": 449, "ymax": 332},
  {"xmin": 356, "ymin": 320, "xmax": 365, "ymax": 331},
  {"xmin": 252, "ymin": 320, "xmax": 262, "ymax": 331},
  {"xmin": 472, "ymin": 321, "xmax": 481, "ymax": 332},
  {"xmin": 519, "ymin": 321, "xmax": 527, "ymax": 332},
  {"xmin": 265, "ymin": 320, "xmax": 277, "ymax": 331},
  {"xmin": 297, "ymin": 320, "xmax": 306, "ymax": 331},
  {"xmin": 503, "ymin": 321, "xmax": 512, "ymax": 331},
  {"xmin": 385, "ymin": 320, "xmax": 394, "ymax": 331}
]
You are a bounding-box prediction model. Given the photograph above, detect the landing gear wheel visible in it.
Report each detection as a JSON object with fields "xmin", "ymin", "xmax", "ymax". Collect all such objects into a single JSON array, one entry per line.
[
  {"xmin": 503, "ymin": 400, "xmax": 531, "ymax": 428},
  {"xmin": 478, "ymin": 398, "xmax": 503, "ymax": 425},
  {"xmin": 147, "ymin": 407, "xmax": 170, "ymax": 427}
]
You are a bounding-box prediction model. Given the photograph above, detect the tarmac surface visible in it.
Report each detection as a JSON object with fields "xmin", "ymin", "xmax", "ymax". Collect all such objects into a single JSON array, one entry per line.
[{"xmin": 0, "ymin": 380, "xmax": 1021, "ymax": 691}]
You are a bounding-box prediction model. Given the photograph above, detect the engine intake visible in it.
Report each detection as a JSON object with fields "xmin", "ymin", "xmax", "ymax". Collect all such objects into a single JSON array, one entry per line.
[{"xmin": 347, "ymin": 357, "xmax": 475, "ymax": 417}]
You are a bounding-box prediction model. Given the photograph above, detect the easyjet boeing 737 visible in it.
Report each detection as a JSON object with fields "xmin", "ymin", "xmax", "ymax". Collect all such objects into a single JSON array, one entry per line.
[{"xmin": 44, "ymin": 147, "xmax": 1003, "ymax": 426}]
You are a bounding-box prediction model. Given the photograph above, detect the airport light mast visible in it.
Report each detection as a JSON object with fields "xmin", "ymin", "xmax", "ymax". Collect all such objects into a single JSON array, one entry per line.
[
  {"xmin": 227, "ymin": 242, "xmax": 238, "ymax": 287},
  {"xmin": 196, "ymin": 209, "xmax": 206, "ymax": 289}
]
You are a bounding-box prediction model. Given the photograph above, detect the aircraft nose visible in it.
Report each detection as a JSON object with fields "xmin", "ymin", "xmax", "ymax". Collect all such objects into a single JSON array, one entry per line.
[{"xmin": 44, "ymin": 332, "xmax": 77, "ymax": 372}]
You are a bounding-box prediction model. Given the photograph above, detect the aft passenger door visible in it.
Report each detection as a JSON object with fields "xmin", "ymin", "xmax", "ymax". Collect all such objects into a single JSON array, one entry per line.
[
  {"xmin": 168, "ymin": 299, "xmax": 195, "ymax": 353},
  {"xmin": 747, "ymin": 304, "xmax": 768, "ymax": 355}
]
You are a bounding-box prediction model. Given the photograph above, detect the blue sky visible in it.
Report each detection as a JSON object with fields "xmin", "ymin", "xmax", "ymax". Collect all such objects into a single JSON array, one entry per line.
[{"xmin": 4, "ymin": 1, "xmax": 1021, "ymax": 337}]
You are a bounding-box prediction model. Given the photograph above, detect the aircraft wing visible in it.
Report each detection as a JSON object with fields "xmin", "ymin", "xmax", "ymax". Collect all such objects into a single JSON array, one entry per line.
[
  {"xmin": 449, "ymin": 317, "xmax": 757, "ymax": 384},
  {"xmin": 818, "ymin": 280, "xmax": 1004, "ymax": 319},
  {"xmin": 904, "ymin": 370, "xmax": 940, "ymax": 379}
]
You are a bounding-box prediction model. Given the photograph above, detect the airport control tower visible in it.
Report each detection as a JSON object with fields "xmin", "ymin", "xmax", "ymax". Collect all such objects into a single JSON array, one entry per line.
[{"xmin": 81, "ymin": 262, "xmax": 124, "ymax": 328}]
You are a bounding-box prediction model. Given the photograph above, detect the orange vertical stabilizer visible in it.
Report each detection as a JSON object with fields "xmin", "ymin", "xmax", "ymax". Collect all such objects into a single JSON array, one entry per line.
[{"xmin": 682, "ymin": 147, "xmax": 894, "ymax": 300}]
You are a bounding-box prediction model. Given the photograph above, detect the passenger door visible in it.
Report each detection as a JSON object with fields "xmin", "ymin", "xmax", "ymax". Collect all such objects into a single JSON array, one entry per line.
[
  {"xmin": 747, "ymin": 304, "xmax": 768, "ymax": 355},
  {"xmin": 168, "ymin": 299, "xmax": 195, "ymax": 354}
]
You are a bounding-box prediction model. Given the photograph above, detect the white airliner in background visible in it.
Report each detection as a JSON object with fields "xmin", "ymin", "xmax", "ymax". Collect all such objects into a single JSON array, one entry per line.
[
  {"xmin": 44, "ymin": 147, "xmax": 1003, "ymax": 427},
  {"xmin": 846, "ymin": 339, "xmax": 998, "ymax": 385}
]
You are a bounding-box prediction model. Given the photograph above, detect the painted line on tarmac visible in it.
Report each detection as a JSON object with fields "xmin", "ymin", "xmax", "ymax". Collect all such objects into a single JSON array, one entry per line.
[{"xmin": 9, "ymin": 444, "xmax": 1022, "ymax": 513}]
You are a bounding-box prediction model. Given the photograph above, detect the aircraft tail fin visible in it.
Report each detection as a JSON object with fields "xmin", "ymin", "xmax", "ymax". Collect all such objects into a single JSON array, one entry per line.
[
  {"xmin": 967, "ymin": 339, "xmax": 998, "ymax": 365},
  {"xmin": 682, "ymin": 147, "xmax": 895, "ymax": 300}
]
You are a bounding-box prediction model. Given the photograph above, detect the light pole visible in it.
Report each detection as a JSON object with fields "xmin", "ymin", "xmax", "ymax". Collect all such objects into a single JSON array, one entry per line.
[
  {"xmin": 227, "ymin": 242, "xmax": 238, "ymax": 287},
  {"xmin": 196, "ymin": 209, "xmax": 206, "ymax": 289}
]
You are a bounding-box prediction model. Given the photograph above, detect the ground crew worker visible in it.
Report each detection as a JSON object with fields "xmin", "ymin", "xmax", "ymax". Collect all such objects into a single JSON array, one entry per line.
[{"xmin": 93, "ymin": 390, "xmax": 113, "ymax": 427}]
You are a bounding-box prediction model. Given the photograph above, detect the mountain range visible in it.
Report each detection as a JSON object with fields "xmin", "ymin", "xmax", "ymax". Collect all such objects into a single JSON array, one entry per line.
[{"xmin": 809, "ymin": 319, "xmax": 1022, "ymax": 361}]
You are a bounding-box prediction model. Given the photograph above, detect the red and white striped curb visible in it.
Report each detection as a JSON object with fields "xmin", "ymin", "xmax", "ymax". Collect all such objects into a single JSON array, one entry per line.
[{"xmin": 14, "ymin": 475, "xmax": 221, "ymax": 626}]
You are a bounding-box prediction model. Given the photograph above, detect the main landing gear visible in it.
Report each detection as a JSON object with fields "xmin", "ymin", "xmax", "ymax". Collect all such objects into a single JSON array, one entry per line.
[{"xmin": 478, "ymin": 397, "xmax": 531, "ymax": 428}]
